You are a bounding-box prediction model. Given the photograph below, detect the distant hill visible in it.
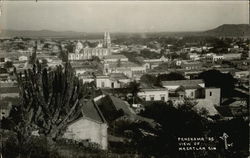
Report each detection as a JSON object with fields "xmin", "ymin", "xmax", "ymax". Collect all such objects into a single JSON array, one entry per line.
[
  {"xmin": 0, "ymin": 30, "xmax": 88, "ymax": 39},
  {"xmin": 1, "ymin": 24, "xmax": 249, "ymax": 38},
  {"xmin": 203, "ymin": 24, "xmax": 250, "ymax": 37}
]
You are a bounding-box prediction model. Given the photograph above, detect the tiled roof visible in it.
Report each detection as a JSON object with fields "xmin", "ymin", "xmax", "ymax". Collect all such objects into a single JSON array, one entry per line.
[
  {"xmin": 181, "ymin": 84, "xmax": 203, "ymax": 90},
  {"xmin": 82, "ymin": 100, "xmax": 106, "ymax": 124},
  {"xmin": 104, "ymin": 55, "xmax": 127, "ymax": 59},
  {"xmin": 109, "ymin": 95, "xmax": 133, "ymax": 116},
  {"xmin": 110, "ymin": 73, "xmax": 129, "ymax": 80},
  {"xmin": 108, "ymin": 61, "xmax": 142, "ymax": 68},
  {"xmin": 161, "ymin": 79, "xmax": 204, "ymax": 86},
  {"xmin": 0, "ymin": 87, "xmax": 19, "ymax": 94},
  {"xmin": 94, "ymin": 95, "xmax": 133, "ymax": 123}
]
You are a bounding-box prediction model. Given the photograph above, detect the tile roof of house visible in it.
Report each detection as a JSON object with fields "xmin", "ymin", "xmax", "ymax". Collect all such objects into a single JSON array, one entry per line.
[
  {"xmin": 110, "ymin": 73, "xmax": 129, "ymax": 80},
  {"xmin": 178, "ymin": 84, "xmax": 203, "ymax": 90},
  {"xmin": 161, "ymin": 79, "xmax": 204, "ymax": 87},
  {"xmin": 82, "ymin": 100, "xmax": 106, "ymax": 124},
  {"xmin": 109, "ymin": 95, "xmax": 133, "ymax": 116},
  {"xmin": 0, "ymin": 87, "xmax": 19, "ymax": 94},
  {"xmin": 103, "ymin": 55, "xmax": 127, "ymax": 59},
  {"xmin": 108, "ymin": 61, "xmax": 142, "ymax": 68}
]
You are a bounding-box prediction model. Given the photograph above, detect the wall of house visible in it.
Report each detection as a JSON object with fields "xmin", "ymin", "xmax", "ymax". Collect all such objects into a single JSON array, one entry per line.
[
  {"xmin": 96, "ymin": 78, "xmax": 110, "ymax": 88},
  {"xmin": 138, "ymin": 89, "xmax": 169, "ymax": 101},
  {"xmin": 63, "ymin": 118, "xmax": 108, "ymax": 150},
  {"xmin": 162, "ymin": 85, "xmax": 180, "ymax": 91},
  {"xmin": 185, "ymin": 89, "xmax": 197, "ymax": 99},
  {"xmin": 205, "ymin": 88, "xmax": 221, "ymax": 106},
  {"xmin": 0, "ymin": 93, "xmax": 19, "ymax": 99}
]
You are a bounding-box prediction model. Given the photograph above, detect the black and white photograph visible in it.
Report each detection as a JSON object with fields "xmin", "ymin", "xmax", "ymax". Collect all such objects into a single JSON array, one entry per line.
[{"xmin": 0, "ymin": 1, "xmax": 249, "ymax": 158}]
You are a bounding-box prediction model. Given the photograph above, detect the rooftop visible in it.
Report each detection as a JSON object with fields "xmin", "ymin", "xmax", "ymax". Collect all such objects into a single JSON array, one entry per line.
[
  {"xmin": 0, "ymin": 86, "xmax": 19, "ymax": 94},
  {"xmin": 81, "ymin": 100, "xmax": 106, "ymax": 124},
  {"xmin": 103, "ymin": 54, "xmax": 127, "ymax": 59},
  {"xmin": 161, "ymin": 79, "xmax": 204, "ymax": 86}
]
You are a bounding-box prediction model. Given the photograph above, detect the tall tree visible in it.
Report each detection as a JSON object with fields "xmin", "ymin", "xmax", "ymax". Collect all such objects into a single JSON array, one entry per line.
[
  {"xmin": 157, "ymin": 72, "xmax": 185, "ymax": 82},
  {"xmin": 11, "ymin": 62, "xmax": 94, "ymax": 142},
  {"xmin": 140, "ymin": 74, "xmax": 158, "ymax": 86},
  {"xmin": 29, "ymin": 41, "xmax": 37, "ymax": 65},
  {"xmin": 127, "ymin": 81, "xmax": 141, "ymax": 104},
  {"xmin": 198, "ymin": 69, "xmax": 236, "ymax": 97}
]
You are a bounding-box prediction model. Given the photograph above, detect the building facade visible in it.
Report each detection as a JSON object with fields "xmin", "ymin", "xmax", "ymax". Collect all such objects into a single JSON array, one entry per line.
[{"xmin": 68, "ymin": 32, "xmax": 112, "ymax": 61}]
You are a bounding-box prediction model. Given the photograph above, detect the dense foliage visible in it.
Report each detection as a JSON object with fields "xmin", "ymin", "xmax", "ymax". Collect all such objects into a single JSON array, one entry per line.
[{"xmin": 198, "ymin": 70, "xmax": 236, "ymax": 97}]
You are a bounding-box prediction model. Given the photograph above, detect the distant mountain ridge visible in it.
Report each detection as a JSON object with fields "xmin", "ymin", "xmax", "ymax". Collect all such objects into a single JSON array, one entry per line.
[
  {"xmin": 203, "ymin": 24, "xmax": 250, "ymax": 37},
  {"xmin": 1, "ymin": 24, "xmax": 249, "ymax": 38},
  {"xmin": 0, "ymin": 29, "xmax": 85, "ymax": 38}
]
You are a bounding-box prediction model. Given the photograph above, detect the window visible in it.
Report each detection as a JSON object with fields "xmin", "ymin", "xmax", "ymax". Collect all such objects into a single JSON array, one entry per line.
[
  {"xmin": 191, "ymin": 92, "xmax": 194, "ymax": 97},
  {"xmin": 141, "ymin": 95, "xmax": 146, "ymax": 101},
  {"xmin": 160, "ymin": 94, "xmax": 165, "ymax": 101},
  {"xmin": 210, "ymin": 92, "xmax": 212, "ymax": 96},
  {"xmin": 111, "ymin": 82, "xmax": 114, "ymax": 88},
  {"xmin": 101, "ymin": 82, "xmax": 105, "ymax": 88},
  {"xmin": 150, "ymin": 95, "xmax": 154, "ymax": 101}
]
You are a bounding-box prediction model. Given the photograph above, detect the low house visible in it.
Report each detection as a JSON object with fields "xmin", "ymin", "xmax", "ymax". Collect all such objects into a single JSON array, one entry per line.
[
  {"xmin": 141, "ymin": 56, "xmax": 169, "ymax": 70},
  {"xmin": 94, "ymin": 95, "xmax": 134, "ymax": 123},
  {"xmin": 63, "ymin": 100, "xmax": 108, "ymax": 150},
  {"xmin": 161, "ymin": 79, "xmax": 205, "ymax": 91},
  {"xmin": 188, "ymin": 53, "xmax": 200, "ymax": 61},
  {"xmin": 234, "ymin": 71, "xmax": 249, "ymax": 78},
  {"xmin": 103, "ymin": 62, "xmax": 146, "ymax": 78},
  {"xmin": 78, "ymin": 74, "xmax": 95, "ymax": 84},
  {"xmin": 0, "ymin": 102, "xmax": 12, "ymax": 120},
  {"xmin": 206, "ymin": 53, "xmax": 224, "ymax": 62},
  {"xmin": 96, "ymin": 73, "xmax": 131, "ymax": 89},
  {"xmin": 18, "ymin": 55, "xmax": 29, "ymax": 61},
  {"xmin": 137, "ymin": 88, "xmax": 169, "ymax": 102},
  {"xmin": 181, "ymin": 61, "xmax": 202, "ymax": 70},
  {"xmin": 0, "ymin": 86, "xmax": 19, "ymax": 99},
  {"xmin": 93, "ymin": 94, "xmax": 157, "ymax": 128},
  {"xmin": 162, "ymin": 79, "xmax": 221, "ymax": 113},
  {"xmin": 222, "ymin": 53, "xmax": 242, "ymax": 60},
  {"xmin": 103, "ymin": 55, "xmax": 128, "ymax": 63}
]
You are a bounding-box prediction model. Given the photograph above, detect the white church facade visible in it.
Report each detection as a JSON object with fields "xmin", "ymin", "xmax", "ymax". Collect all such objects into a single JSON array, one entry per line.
[{"xmin": 68, "ymin": 32, "xmax": 112, "ymax": 61}]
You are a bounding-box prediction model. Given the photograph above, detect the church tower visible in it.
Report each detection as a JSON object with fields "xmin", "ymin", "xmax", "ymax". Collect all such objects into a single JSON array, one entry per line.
[{"xmin": 103, "ymin": 32, "xmax": 111, "ymax": 48}]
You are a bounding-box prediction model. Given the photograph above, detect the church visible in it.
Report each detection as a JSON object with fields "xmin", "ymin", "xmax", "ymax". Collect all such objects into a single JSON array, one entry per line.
[{"xmin": 68, "ymin": 32, "xmax": 112, "ymax": 60}]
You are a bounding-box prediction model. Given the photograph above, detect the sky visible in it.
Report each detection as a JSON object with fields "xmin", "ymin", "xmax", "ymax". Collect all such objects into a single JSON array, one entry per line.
[{"xmin": 0, "ymin": 1, "xmax": 249, "ymax": 32}]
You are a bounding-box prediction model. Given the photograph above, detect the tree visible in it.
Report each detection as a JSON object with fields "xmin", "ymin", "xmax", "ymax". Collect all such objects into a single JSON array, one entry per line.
[
  {"xmin": 4, "ymin": 61, "xmax": 13, "ymax": 69},
  {"xmin": 157, "ymin": 72, "xmax": 185, "ymax": 82},
  {"xmin": 116, "ymin": 59, "xmax": 121, "ymax": 67},
  {"xmin": 10, "ymin": 62, "xmax": 94, "ymax": 143},
  {"xmin": 92, "ymin": 56, "xmax": 101, "ymax": 63},
  {"xmin": 139, "ymin": 101, "xmax": 210, "ymax": 157},
  {"xmin": 58, "ymin": 43, "xmax": 68, "ymax": 62},
  {"xmin": 127, "ymin": 81, "xmax": 141, "ymax": 104},
  {"xmin": 140, "ymin": 74, "xmax": 158, "ymax": 86},
  {"xmin": 41, "ymin": 59, "xmax": 48, "ymax": 69},
  {"xmin": 29, "ymin": 41, "xmax": 37, "ymax": 65},
  {"xmin": 198, "ymin": 69, "xmax": 236, "ymax": 97}
]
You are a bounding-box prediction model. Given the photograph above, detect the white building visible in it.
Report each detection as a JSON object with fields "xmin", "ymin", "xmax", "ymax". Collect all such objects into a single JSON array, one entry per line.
[
  {"xmin": 96, "ymin": 73, "xmax": 131, "ymax": 88},
  {"xmin": 137, "ymin": 88, "xmax": 169, "ymax": 102},
  {"xmin": 63, "ymin": 100, "xmax": 108, "ymax": 150},
  {"xmin": 103, "ymin": 62, "xmax": 146, "ymax": 78},
  {"xmin": 18, "ymin": 55, "xmax": 29, "ymax": 62},
  {"xmin": 103, "ymin": 55, "xmax": 128, "ymax": 63},
  {"xmin": 161, "ymin": 79, "xmax": 205, "ymax": 91},
  {"xmin": 68, "ymin": 32, "xmax": 112, "ymax": 61}
]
